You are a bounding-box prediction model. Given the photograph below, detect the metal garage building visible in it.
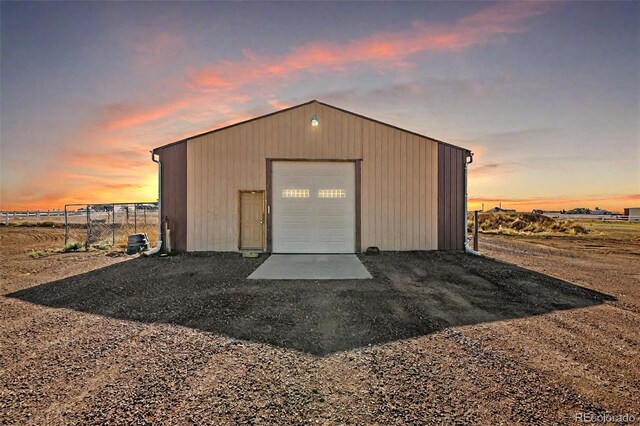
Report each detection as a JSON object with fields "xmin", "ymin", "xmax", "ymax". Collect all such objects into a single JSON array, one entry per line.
[{"xmin": 152, "ymin": 100, "xmax": 472, "ymax": 253}]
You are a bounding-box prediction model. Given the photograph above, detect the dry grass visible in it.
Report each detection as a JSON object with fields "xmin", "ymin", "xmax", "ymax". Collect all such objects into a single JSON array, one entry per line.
[
  {"xmin": 470, "ymin": 213, "xmax": 589, "ymax": 236},
  {"xmin": 2, "ymin": 221, "xmax": 160, "ymax": 253},
  {"xmin": 4, "ymin": 221, "xmax": 65, "ymax": 227},
  {"xmin": 581, "ymin": 221, "xmax": 640, "ymax": 242}
]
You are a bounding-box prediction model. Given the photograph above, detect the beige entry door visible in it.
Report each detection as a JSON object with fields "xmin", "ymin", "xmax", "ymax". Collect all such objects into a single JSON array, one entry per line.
[{"xmin": 240, "ymin": 191, "xmax": 265, "ymax": 250}]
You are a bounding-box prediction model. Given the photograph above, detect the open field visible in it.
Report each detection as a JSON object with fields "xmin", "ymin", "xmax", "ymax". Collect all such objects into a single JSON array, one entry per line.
[
  {"xmin": 1, "ymin": 225, "xmax": 639, "ymax": 424},
  {"xmin": 470, "ymin": 212, "xmax": 640, "ymax": 238},
  {"xmin": 0, "ymin": 218, "xmax": 158, "ymax": 256}
]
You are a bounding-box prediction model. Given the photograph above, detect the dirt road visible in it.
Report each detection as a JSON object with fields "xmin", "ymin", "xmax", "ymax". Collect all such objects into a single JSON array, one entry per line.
[{"xmin": 1, "ymin": 226, "xmax": 638, "ymax": 424}]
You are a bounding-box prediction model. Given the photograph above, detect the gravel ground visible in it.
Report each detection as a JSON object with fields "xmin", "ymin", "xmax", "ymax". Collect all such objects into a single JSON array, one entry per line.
[{"xmin": 1, "ymin": 226, "xmax": 638, "ymax": 424}]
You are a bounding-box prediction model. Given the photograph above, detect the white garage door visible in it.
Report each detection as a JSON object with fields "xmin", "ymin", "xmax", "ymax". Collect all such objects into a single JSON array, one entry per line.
[{"xmin": 272, "ymin": 161, "xmax": 355, "ymax": 253}]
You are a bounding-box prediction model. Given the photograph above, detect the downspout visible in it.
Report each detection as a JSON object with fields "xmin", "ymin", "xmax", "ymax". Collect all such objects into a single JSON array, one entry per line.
[
  {"xmin": 464, "ymin": 150, "xmax": 479, "ymax": 255},
  {"xmin": 144, "ymin": 150, "xmax": 163, "ymax": 255}
]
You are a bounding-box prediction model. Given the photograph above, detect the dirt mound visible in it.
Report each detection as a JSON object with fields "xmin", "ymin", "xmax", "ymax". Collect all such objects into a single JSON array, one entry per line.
[{"xmin": 472, "ymin": 213, "xmax": 589, "ymax": 235}]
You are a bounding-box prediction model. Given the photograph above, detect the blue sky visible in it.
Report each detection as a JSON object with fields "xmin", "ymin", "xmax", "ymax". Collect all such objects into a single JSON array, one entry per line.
[{"xmin": 1, "ymin": 1, "xmax": 638, "ymax": 210}]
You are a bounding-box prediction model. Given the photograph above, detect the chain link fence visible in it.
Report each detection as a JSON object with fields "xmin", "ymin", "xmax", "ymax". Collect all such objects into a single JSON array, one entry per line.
[{"xmin": 64, "ymin": 202, "xmax": 158, "ymax": 250}]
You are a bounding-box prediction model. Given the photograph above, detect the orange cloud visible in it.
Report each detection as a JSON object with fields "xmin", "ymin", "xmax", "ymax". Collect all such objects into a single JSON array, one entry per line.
[
  {"xmin": 99, "ymin": 98, "xmax": 192, "ymax": 131},
  {"xmin": 95, "ymin": 91, "xmax": 254, "ymax": 135},
  {"xmin": 93, "ymin": 2, "xmax": 554, "ymax": 134},
  {"xmin": 1, "ymin": 166, "xmax": 158, "ymax": 211},
  {"xmin": 66, "ymin": 150, "xmax": 149, "ymax": 171},
  {"xmin": 268, "ymin": 100, "xmax": 291, "ymax": 110}
]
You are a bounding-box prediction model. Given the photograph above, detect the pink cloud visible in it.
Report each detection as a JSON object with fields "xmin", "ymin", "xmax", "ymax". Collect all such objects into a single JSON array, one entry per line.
[
  {"xmin": 99, "ymin": 98, "xmax": 191, "ymax": 131},
  {"xmin": 93, "ymin": 1, "xmax": 552, "ymax": 135},
  {"xmin": 189, "ymin": 2, "xmax": 553, "ymax": 93},
  {"xmin": 268, "ymin": 99, "xmax": 291, "ymax": 110},
  {"xmin": 92, "ymin": 2, "xmax": 553, "ymax": 134}
]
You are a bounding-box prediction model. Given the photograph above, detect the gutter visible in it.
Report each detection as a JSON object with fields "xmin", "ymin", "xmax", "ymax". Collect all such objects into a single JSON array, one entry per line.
[
  {"xmin": 144, "ymin": 150, "xmax": 163, "ymax": 255},
  {"xmin": 464, "ymin": 150, "xmax": 479, "ymax": 256}
]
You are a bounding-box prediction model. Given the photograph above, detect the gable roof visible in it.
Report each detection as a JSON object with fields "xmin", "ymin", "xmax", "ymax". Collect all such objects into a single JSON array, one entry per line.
[{"xmin": 153, "ymin": 100, "xmax": 470, "ymax": 153}]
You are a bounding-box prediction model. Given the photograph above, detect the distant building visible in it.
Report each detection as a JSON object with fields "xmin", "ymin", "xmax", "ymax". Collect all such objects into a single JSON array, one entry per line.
[
  {"xmin": 486, "ymin": 207, "xmax": 516, "ymax": 213},
  {"xmin": 624, "ymin": 207, "xmax": 640, "ymax": 222},
  {"xmin": 567, "ymin": 208, "xmax": 591, "ymax": 214}
]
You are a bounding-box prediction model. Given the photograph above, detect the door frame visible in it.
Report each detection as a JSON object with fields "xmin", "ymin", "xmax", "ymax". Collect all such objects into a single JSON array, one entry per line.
[
  {"xmin": 238, "ymin": 190, "xmax": 265, "ymax": 251},
  {"xmin": 265, "ymin": 159, "xmax": 362, "ymax": 253}
]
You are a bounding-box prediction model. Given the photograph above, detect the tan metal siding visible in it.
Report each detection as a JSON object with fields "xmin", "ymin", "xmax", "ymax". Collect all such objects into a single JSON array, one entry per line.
[
  {"xmin": 157, "ymin": 142, "xmax": 187, "ymax": 251},
  {"xmin": 186, "ymin": 102, "xmax": 440, "ymax": 252},
  {"xmin": 438, "ymin": 144, "xmax": 466, "ymax": 250}
]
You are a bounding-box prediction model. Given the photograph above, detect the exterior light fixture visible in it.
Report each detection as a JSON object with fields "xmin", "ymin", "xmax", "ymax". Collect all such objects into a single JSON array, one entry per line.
[{"xmin": 311, "ymin": 114, "xmax": 319, "ymax": 127}]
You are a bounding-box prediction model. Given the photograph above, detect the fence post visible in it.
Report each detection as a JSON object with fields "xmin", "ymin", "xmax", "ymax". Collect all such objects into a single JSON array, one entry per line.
[
  {"xmin": 112, "ymin": 204, "xmax": 116, "ymax": 246},
  {"xmin": 134, "ymin": 204, "xmax": 137, "ymax": 233},
  {"xmin": 64, "ymin": 207, "xmax": 69, "ymax": 247},
  {"xmin": 85, "ymin": 205, "xmax": 90, "ymax": 250},
  {"xmin": 473, "ymin": 210, "xmax": 479, "ymax": 252}
]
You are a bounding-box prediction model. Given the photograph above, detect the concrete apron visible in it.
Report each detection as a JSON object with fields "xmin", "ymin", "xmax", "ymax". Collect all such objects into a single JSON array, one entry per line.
[{"xmin": 248, "ymin": 254, "xmax": 372, "ymax": 280}]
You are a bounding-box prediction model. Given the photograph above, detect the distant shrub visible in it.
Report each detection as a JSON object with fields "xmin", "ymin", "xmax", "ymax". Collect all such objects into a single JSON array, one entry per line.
[
  {"xmin": 38, "ymin": 221, "xmax": 57, "ymax": 227},
  {"xmin": 9, "ymin": 221, "xmax": 59, "ymax": 227},
  {"xmin": 63, "ymin": 242, "xmax": 83, "ymax": 252},
  {"xmin": 28, "ymin": 249, "xmax": 43, "ymax": 258},
  {"xmin": 28, "ymin": 248, "xmax": 56, "ymax": 258},
  {"xmin": 568, "ymin": 224, "xmax": 589, "ymax": 235}
]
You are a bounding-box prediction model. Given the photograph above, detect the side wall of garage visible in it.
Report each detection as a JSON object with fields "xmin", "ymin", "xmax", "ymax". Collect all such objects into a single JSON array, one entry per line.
[
  {"xmin": 157, "ymin": 142, "xmax": 188, "ymax": 251},
  {"xmin": 437, "ymin": 144, "xmax": 467, "ymax": 250},
  {"xmin": 185, "ymin": 102, "xmax": 440, "ymax": 252}
]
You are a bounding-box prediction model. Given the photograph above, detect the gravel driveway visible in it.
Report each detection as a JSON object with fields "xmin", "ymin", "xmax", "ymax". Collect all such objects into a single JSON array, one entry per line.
[
  {"xmin": 3, "ymin": 245, "xmax": 635, "ymax": 425},
  {"xmin": 7, "ymin": 252, "xmax": 611, "ymax": 356}
]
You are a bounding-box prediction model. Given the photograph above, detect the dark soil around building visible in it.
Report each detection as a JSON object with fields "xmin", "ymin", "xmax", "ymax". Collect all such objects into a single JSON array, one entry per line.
[{"xmin": 7, "ymin": 251, "xmax": 611, "ymax": 356}]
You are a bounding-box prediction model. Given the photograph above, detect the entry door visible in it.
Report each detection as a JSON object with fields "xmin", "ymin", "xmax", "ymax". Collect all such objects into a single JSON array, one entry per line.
[
  {"xmin": 240, "ymin": 191, "xmax": 264, "ymax": 250},
  {"xmin": 272, "ymin": 161, "xmax": 355, "ymax": 253}
]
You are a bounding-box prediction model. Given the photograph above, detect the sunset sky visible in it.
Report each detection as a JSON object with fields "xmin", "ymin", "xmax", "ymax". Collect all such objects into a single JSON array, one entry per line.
[{"xmin": 1, "ymin": 1, "xmax": 638, "ymax": 212}]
